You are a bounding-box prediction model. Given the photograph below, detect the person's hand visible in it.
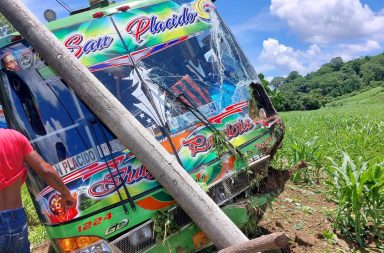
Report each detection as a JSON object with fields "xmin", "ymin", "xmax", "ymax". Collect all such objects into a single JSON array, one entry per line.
[{"xmin": 62, "ymin": 191, "xmax": 76, "ymax": 208}]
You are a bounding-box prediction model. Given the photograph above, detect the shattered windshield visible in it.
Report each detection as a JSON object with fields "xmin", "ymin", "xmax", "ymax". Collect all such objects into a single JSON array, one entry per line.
[
  {"xmin": 135, "ymin": 10, "xmax": 258, "ymax": 133},
  {"xmin": 93, "ymin": 9, "xmax": 258, "ymax": 135}
]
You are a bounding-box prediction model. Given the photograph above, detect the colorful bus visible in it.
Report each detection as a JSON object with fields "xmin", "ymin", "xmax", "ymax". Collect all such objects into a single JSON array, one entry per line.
[{"xmin": 0, "ymin": 0, "xmax": 284, "ymax": 252}]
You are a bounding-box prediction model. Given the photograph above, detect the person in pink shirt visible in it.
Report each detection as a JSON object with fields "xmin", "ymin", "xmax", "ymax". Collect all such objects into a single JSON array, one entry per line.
[{"xmin": 0, "ymin": 128, "xmax": 74, "ymax": 253}]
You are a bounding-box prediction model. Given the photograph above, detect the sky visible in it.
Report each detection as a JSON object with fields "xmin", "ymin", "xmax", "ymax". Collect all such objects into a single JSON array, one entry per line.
[{"xmin": 21, "ymin": 0, "xmax": 384, "ymax": 80}]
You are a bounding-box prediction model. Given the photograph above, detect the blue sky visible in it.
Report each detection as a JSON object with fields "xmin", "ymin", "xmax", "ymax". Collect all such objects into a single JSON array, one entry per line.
[{"xmin": 22, "ymin": 0, "xmax": 384, "ymax": 80}]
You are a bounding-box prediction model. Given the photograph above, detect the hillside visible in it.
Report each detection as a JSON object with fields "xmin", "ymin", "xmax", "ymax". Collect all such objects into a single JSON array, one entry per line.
[
  {"xmin": 267, "ymin": 53, "xmax": 384, "ymax": 111},
  {"xmin": 326, "ymin": 86, "xmax": 384, "ymax": 107}
]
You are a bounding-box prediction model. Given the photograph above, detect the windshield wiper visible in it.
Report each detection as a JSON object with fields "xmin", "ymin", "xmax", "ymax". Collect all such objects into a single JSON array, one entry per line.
[
  {"xmin": 97, "ymin": 120, "xmax": 137, "ymax": 211},
  {"xmin": 109, "ymin": 16, "xmax": 184, "ymax": 167},
  {"xmin": 90, "ymin": 120, "xmax": 132, "ymax": 214},
  {"xmin": 144, "ymin": 77, "xmax": 246, "ymax": 160}
]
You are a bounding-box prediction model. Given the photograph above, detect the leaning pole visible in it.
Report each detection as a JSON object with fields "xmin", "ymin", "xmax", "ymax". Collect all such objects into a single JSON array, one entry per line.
[{"xmin": 0, "ymin": 0, "xmax": 249, "ymax": 249}]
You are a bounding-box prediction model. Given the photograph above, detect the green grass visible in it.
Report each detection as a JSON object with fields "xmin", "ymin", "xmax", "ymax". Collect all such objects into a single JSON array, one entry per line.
[
  {"xmin": 22, "ymin": 185, "xmax": 48, "ymax": 246},
  {"xmin": 277, "ymin": 89, "xmax": 384, "ymax": 168}
]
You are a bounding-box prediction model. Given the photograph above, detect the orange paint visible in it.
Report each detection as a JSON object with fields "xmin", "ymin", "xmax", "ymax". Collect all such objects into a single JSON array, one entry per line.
[
  {"xmin": 160, "ymin": 125, "xmax": 203, "ymax": 153},
  {"xmin": 135, "ymin": 196, "xmax": 175, "ymax": 210}
]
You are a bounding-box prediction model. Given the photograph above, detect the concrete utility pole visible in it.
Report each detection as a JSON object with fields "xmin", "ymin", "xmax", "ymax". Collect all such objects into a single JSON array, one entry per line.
[{"xmin": 0, "ymin": 0, "xmax": 248, "ymax": 249}]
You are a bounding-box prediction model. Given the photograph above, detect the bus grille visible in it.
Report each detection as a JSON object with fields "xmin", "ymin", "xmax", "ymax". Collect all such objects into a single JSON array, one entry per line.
[
  {"xmin": 109, "ymin": 155, "xmax": 270, "ymax": 252},
  {"xmin": 111, "ymin": 222, "xmax": 155, "ymax": 253},
  {"xmin": 207, "ymin": 155, "xmax": 270, "ymax": 205}
]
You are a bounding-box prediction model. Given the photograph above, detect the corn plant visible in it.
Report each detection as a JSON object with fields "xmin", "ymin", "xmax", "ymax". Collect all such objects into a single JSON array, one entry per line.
[
  {"xmin": 275, "ymin": 100, "xmax": 384, "ymax": 179},
  {"xmin": 21, "ymin": 185, "xmax": 40, "ymax": 227},
  {"xmin": 325, "ymin": 152, "xmax": 384, "ymax": 246},
  {"xmin": 363, "ymin": 164, "xmax": 384, "ymax": 242}
]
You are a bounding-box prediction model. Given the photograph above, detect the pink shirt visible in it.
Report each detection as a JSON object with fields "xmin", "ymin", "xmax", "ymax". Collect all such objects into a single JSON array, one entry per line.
[{"xmin": 0, "ymin": 129, "xmax": 34, "ymax": 191}]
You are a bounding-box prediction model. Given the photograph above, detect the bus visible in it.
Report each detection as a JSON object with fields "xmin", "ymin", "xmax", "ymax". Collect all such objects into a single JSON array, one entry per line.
[{"xmin": 0, "ymin": 0, "xmax": 285, "ymax": 252}]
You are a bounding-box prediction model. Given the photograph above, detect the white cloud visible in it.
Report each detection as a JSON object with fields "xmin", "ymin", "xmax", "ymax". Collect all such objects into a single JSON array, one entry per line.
[
  {"xmin": 258, "ymin": 38, "xmax": 383, "ymax": 76},
  {"xmin": 255, "ymin": 63, "xmax": 276, "ymax": 74},
  {"xmin": 270, "ymin": 0, "xmax": 384, "ymax": 44},
  {"xmin": 259, "ymin": 38, "xmax": 306, "ymax": 73},
  {"xmin": 232, "ymin": 12, "xmax": 282, "ymax": 33},
  {"xmin": 344, "ymin": 40, "xmax": 381, "ymax": 52},
  {"xmin": 306, "ymin": 44, "xmax": 321, "ymax": 57},
  {"xmin": 333, "ymin": 40, "xmax": 382, "ymax": 61}
]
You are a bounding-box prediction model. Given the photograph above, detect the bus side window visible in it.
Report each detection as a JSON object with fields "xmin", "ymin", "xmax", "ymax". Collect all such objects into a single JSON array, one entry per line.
[
  {"xmin": 5, "ymin": 70, "xmax": 47, "ymax": 135},
  {"xmin": 55, "ymin": 142, "xmax": 67, "ymax": 161}
]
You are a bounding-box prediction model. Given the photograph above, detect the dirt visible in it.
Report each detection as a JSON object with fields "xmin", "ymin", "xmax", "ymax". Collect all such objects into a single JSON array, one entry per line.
[
  {"xmin": 258, "ymin": 181, "xmax": 382, "ymax": 253},
  {"xmin": 31, "ymin": 240, "xmax": 51, "ymax": 253}
]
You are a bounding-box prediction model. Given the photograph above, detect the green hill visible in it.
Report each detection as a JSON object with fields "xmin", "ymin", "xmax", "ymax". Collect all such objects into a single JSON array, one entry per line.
[
  {"xmin": 326, "ymin": 87, "xmax": 384, "ymax": 107},
  {"xmin": 266, "ymin": 53, "xmax": 384, "ymax": 111}
]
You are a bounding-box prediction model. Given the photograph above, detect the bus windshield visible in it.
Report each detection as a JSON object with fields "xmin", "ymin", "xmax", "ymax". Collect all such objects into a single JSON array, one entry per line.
[{"xmin": 94, "ymin": 10, "xmax": 258, "ymax": 134}]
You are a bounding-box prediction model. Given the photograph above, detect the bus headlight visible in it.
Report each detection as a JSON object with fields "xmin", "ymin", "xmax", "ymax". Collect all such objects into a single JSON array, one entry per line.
[
  {"xmin": 128, "ymin": 224, "xmax": 152, "ymax": 246},
  {"xmin": 56, "ymin": 236, "xmax": 112, "ymax": 253}
]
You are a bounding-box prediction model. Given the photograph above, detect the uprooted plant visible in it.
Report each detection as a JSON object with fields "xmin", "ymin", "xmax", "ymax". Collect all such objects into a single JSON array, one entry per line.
[
  {"xmin": 152, "ymin": 208, "xmax": 180, "ymax": 245},
  {"xmin": 287, "ymin": 136, "xmax": 322, "ymax": 184}
]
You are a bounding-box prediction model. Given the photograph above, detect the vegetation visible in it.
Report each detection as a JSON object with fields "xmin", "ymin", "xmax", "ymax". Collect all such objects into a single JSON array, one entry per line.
[
  {"xmin": 22, "ymin": 186, "xmax": 48, "ymax": 245},
  {"xmin": 267, "ymin": 53, "xmax": 384, "ymax": 111},
  {"xmin": 326, "ymin": 153, "xmax": 384, "ymax": 245},
  {"xmin": 273, "ymin": 87, "xmax": 384, "ymax": 247},
  {"xmin": 152, "ymin": 208, "xmax": 180, "ymax": 244}
]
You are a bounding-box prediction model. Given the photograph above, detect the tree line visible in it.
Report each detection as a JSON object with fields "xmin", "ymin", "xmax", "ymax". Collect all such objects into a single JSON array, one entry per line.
[{"xmin": 260, "ymin": 53, "xmax": 384, "ymax": 111}]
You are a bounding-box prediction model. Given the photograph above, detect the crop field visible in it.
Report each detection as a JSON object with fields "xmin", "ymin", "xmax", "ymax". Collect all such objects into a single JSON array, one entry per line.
[
  {"xmin": 275, "ymin": 86, "xmax": 384, "ymax": 171},
  {"xmin": 271, "ymin": 87, "xmax": 384, "ymax": 249}
]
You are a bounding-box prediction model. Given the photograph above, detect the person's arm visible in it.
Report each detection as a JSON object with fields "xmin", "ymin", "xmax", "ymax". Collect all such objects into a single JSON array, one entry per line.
[{"xmin": 24, "ymin": 151, "xmax": 75, "ymax": 207}]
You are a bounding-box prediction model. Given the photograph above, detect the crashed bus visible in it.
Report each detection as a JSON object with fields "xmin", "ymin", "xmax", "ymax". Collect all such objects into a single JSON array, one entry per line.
[{"xmin": 0, "ymin": 0, "xmax": 284, "ymax": 252}]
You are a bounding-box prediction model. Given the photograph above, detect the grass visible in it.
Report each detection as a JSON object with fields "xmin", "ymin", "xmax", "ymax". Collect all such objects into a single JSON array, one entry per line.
[
  {"xmin": 22, "ymin": 185, "xmax": 48, "ymax": 246},
  {"xmin": 276, "ymin": 87, "xmax": 384, "ymax": 169}
]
